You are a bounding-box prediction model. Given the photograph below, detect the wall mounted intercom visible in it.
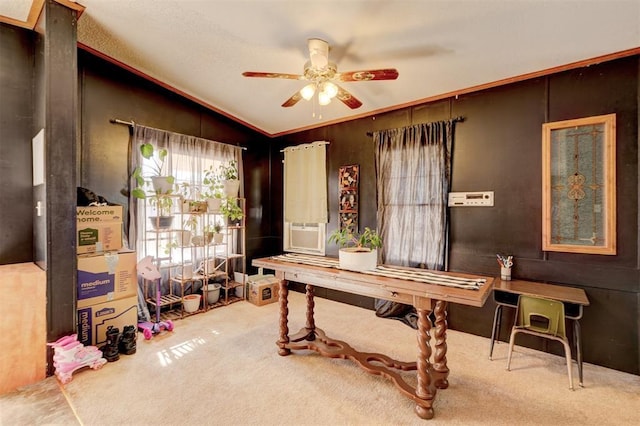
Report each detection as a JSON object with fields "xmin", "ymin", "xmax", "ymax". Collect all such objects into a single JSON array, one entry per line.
[{"xmin": 447, "ymin": 191, "xmax": 494, "ymax": 207}]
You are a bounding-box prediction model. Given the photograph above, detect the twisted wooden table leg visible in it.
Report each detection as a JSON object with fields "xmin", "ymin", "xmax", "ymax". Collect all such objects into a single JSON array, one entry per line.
[
  {"xmin": 277, "ymin": 278, "xmax": 290, "ymax": 356},
  {"xmin": 414, "ymin": 308, "xmax": 435, "ymax": 420},
  {"xmin": 432, "ymin": 300, "xmax": 450, "ymax": 389},
  {"xmin": 305, "ymin": 284, "xmax": 315, "ymax": 334}
]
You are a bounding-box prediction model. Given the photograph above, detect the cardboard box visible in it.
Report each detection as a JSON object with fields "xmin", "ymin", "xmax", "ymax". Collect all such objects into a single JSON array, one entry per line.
[
  {"xmin": 77, "ymin": 206, "xmax": 124, "ymax": 254},
  {"xmin": 77, "ymin": 296, "xmax": 138, "ymax": 346},
  {"xmin": 247, "ymin": 274, "xmax": 279, "ymax": 306},
  {"xmin": 77, "ymin": 221, "xmax": 123, "ymax": 254},
  {"xmin": 77, "ymin": 250, "xmax": 137, "ymax": 308},
  {"xmin": 76, "ymin": 205, "xmax": 124, "ymax": 223}
]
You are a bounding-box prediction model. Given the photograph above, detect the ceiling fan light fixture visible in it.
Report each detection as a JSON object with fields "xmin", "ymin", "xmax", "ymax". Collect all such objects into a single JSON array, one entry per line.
[
  {"xmin": 318, "ymin": 90, "xmax": 331, "ymax": 106},
  {"xmin": 300, "ymin": 83, "xmax": 316, "ymax": 101},
  {"xmin": 321, "ymin": 81, "xmax": 338, "ymax": 99}
]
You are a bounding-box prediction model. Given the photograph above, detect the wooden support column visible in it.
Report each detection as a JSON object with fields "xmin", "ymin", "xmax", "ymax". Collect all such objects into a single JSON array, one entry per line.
[{"xmin": 33, "ymin": 0, "xmax": 79, "ymax": 373}]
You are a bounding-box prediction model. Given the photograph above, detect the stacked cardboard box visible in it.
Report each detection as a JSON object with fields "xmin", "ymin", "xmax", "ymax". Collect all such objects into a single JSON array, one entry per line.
[
  {"xmin": 76, "ymin": 206, "xmax": 137, "ymax": 346},
  {"xmin": 76, "ymin": 205, "xmax": 124, "ymax": 254}
]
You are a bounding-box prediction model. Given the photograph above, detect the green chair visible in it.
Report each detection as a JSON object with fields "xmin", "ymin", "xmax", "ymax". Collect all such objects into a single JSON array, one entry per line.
[{"xmin": 506, "ymin": 295, "xmax": 574, "ymax": 390}]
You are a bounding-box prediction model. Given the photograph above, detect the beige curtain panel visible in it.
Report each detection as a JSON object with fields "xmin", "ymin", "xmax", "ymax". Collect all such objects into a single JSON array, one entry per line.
[{"xmin": 284, "ymin": 141, "xmax": 328, "ymax": 223}]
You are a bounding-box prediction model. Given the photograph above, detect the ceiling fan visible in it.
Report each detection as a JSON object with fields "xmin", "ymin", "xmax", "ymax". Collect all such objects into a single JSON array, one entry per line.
[{"xmin": 242, "ymin": 38, "xmax": 399, "ymax": 109}]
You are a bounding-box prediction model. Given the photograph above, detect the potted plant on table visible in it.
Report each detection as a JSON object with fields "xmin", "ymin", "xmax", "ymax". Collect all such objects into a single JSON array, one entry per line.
[{"xmin": 328, "ymin": 227, "xmax": 383, "ymax": 272}]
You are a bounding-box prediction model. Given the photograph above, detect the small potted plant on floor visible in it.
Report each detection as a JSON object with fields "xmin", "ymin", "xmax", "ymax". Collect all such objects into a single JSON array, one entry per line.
[{"xmin": 328, "ymin": 227, "xmax": 383, "ymax": 271}]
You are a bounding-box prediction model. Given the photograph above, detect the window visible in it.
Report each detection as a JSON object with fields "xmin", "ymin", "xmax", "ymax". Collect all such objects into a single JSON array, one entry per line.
[{"xmin": 282, "ymin": 142, "xmax": 329, "ymax": 256}]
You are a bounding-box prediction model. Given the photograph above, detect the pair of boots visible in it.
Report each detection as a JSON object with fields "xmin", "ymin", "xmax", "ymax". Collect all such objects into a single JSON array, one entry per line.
[{"xmin": 99, "ymin": 325, "xmax": 137, "ymax": 362}]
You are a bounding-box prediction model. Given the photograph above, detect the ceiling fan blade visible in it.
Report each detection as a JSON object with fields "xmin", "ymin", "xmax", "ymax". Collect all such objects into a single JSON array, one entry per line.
[
  {"xmin": 336, "ymin": 86, "xmax": 362, "ymax": 109},
  {"xmin": 335, "ymin": 68, "xmax": 399, "ymax": 82},
  {"xmin": 242, "ymin": 71, "xmax": 304, "ymax": 80},
  {"xmin": 281, "ymin": 91, "xmax": 303, "ymax": 108}
]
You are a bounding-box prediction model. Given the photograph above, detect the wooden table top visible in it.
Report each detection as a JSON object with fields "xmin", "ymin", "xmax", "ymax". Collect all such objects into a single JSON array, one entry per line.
[
  {"xmin": 494, "ymin": 278, "xmax": 590, "ymax": 306},
  {"xmin": 253, "ymin": 256, "xmax": 494, "ymax": 308}
]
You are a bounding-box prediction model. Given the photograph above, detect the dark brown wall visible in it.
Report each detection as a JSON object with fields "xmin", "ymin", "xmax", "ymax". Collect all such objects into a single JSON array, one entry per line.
[
  {"xmin": 0, "ymin": 24, "xmax": 34, "ymax": 264},
  {"xmin": 276, "ymin": 57, "xmax": 640, "ymax": 374}
]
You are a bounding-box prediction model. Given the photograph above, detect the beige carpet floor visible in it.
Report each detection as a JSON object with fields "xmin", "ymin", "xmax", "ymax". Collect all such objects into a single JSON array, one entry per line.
[{"xmin": 2, "ymin": 291, "xmax": 639, "ymax": 425}]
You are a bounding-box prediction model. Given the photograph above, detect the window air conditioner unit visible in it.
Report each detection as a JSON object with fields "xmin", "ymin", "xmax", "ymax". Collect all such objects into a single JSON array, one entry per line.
[{"xmin": 284, "ymin": 222, "xmax": 326, "ymax": 255}]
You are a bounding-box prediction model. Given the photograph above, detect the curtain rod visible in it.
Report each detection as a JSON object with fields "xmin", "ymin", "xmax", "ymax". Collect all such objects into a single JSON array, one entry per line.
[
  {"xmin": 365, "ymin": 116, "xmax": 465, "ymax": 137},
  {"xmin": 110, "ymin": 118, "xmax": 247, "ymax": 150}
]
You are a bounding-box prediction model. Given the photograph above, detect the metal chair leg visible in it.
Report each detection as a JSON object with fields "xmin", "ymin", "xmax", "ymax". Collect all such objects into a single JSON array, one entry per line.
[
  {"xmin": 489, "ymin": 304, "xmax": 502, "ymax": 360},
  {"xmin": 573, "ymin": 319, "xmax": 583, "ymax": 387}
]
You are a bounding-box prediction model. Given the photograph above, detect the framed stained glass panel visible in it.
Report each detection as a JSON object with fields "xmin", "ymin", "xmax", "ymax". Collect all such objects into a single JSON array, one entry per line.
[{"xmin": 542, "ymin": 114, "xmax": 616, "ymax": 255}]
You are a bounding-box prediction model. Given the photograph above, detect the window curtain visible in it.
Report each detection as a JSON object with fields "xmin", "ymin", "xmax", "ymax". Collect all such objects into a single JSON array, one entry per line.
[
  {"xmin": 373, "ymin": 120, "xmax": 455, "ymax": 327},
  {"xmin": 127, "ymin": 124, "xmax": 244, "ymax": 252},
  {"xmin": 283, "ymin": 141, "xmax": 328, "ymax": 223}
]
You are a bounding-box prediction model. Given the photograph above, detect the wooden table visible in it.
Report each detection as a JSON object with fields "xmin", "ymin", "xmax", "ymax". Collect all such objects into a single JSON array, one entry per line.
[
  {"xmin": 489, "ymin": 279, "xmax": 590, "ymax": 385},
  {"xmin": 253, "ymin": 255, "xmax": 494, "ymax": 420}
]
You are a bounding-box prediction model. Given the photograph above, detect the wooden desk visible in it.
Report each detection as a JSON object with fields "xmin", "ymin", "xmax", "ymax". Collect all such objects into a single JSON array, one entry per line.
[
  {"xmin": 253, "ymin": 255, "xmax": 494, "ymax": 420},
  {"xmin": 489, "ymin": 279, "xmax": 590, "ymax": 385}
]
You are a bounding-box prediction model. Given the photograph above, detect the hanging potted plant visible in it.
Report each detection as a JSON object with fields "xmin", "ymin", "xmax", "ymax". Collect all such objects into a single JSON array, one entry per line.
[
  {"xmin": 131, "ymin": 143, "xmax": 175, "ymax": 196},
  {"xmin": 328, "ymin": 227, "xmax": 382, "ymax": 272},
  {"xmin": 217, "ymin": 160, "xmax": 240, "ymax": 198},
  {"xmin": 202, "ymin": 164, "xmax": 224, "ymax": 212}
]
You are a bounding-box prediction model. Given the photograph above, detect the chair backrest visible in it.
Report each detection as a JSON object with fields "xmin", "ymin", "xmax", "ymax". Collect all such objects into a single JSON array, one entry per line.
[{"xmin": 516, "ymin": 295, "xmax": 566, "ymax": 338}]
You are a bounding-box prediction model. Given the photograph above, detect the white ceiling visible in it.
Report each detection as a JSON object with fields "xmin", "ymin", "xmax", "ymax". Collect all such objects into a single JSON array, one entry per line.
[{"xmin": 2, "ymin": 1, "xmax": 639, "ymax": 137}]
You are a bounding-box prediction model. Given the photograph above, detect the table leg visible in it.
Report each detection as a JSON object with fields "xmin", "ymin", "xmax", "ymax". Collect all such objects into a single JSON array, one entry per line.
[
  {"xmin": 489, "ymin": 304, "xmax": 503, "ymax": 360},
  {"xmin": 305, "ymin": 284, "xmax": 315, "ymax": 332},
  {"xmin": 432, "ymin": 300, "xmax": 449, "ymax": 389},
  {"xmin": 415, "ymin": 308, "xmax": 435, "ymax": 420},
  {"xmin": 277, "ymin": 278, "xmax": 290, "ymax": 356}
]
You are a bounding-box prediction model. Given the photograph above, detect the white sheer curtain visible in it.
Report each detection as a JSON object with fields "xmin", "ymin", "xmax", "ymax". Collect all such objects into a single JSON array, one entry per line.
[
  {"xmin": 374, "ymin": 121, "xmax": 454, "ymax": 269},
  {"xmin": 127, "ymin": 124, "xmax": 243, "ymax": 252},
  {"xmin": 283, "ymin": 141, "xmax": 328, "ymax": 223}
]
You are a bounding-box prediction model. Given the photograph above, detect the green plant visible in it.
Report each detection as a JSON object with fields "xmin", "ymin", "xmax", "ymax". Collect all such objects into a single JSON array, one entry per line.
[
  {"xmin": 148, "ymin": 195, "xmax": 173, "ymax": 216},
  {"xmin": 183, "ymin": 215, "xmax": 199, "ymax": 232},
  {"xmin": 221, "ymin": 198, "xmax": 244, "ymax": 222},
  {"xmin": 218, "ymin": 160, "xmax": 239, "ymax": 181},
  {"xmin": 132, "ymin": 143, "xmax": 175, "ymax": 199},
  {"xmin": 163, "ymin": 241, "xmax": 179, "ymax": 255},
  {"xmin": 202, "ymin": 165, "xmax": 223, "ymax": 199},
  {"xmin": 328, "ymin": 227, "xmax": 382, "ymax": 251},
  {"xmin": 212, "ymin": 221, "xmax": 223, "ymax": 233}
]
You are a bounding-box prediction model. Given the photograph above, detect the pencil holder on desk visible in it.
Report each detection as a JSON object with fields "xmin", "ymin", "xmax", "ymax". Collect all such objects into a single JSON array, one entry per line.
[{"xmin": 500, "ymin": 266, "xmax": 511, "ymax": 281}]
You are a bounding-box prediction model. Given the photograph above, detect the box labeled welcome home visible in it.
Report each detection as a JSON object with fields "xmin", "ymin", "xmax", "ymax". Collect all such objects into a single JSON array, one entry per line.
[
  {"xmin": 247, "ymin": 274, "xmax": 279, "ymax": 306},
  {"xmin": 76, "ymin": 205, "xmax": 124, "ymax": 254},
  {"xmin": 76, "ymin": 250, "xmax": 137, "ymax": 308},
  {"xmin": 77, "ymin": 295, "xmax": 138, "ymax": 346}
]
